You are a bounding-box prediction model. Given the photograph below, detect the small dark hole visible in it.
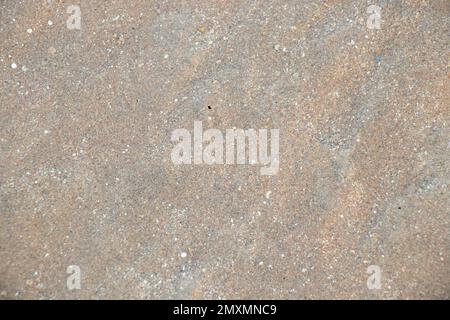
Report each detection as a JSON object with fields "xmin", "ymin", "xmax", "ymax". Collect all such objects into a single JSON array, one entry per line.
[
  {"xmin": 398, "ymin": 207, "xmax": 401, "ymax": 210},
  {"xmin": 207, "ymin": 106, "xmax": 212, "ymax": 110}
]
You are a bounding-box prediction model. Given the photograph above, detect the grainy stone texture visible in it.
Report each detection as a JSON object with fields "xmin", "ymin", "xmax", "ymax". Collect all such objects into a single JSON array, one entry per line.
[{"xmin": 0, "ymin": 0, "xmax": 449, "ymax": 299}]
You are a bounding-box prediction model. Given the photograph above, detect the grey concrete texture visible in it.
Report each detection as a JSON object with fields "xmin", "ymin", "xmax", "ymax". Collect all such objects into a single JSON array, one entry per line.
[{"xmin": 0, "ymin": 0, "xmax": 449, "ymax": 299}]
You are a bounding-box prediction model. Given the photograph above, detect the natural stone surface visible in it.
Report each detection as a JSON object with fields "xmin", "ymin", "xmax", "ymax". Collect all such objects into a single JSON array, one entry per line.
[{"xmin": 0, "ymin": 0, "xmax": 448, "ymax": 299}]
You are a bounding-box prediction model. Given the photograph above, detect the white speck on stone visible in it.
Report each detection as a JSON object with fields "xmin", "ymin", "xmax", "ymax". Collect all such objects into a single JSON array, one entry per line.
[
  {"xmin": 164, "ymin": 54, "xmax": 169, "ymax": 59},
  {"xmin": 274, "ymin": 44, "xmax": 280, "ymax": 51},
  {"xmin": 21, "ymin": 65, "xmax": 28, "ymax": 72},
  {"xmin": 48, "ymin": 20, "xmax": 53, "ymax": 26},
  {"xmin": 11, "ymin": 63, "xmax": 17, "ymax": 69},
  {"xmin": 27, "ymin": 28, "xmax": 33, "ymax": 34},
  {"xmin": 265, "ymin": 191, "xmax": 272, "ymax": 199},
  {"xmin": 180, "ymin": 252, "xmax": 187, "ymax": 258}
]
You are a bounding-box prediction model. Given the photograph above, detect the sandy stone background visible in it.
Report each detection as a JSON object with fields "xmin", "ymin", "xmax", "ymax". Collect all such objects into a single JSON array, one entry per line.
[{"xmin": 0, "ymin": 0, "xmax": 448, "ymax": 299}]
